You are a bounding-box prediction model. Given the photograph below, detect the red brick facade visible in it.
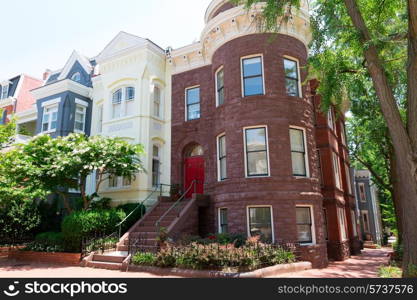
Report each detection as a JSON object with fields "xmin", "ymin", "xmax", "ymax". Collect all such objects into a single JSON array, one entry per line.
[{"xmin": 171, "ymin": 33, "xmax": 332, "ymax": 268}]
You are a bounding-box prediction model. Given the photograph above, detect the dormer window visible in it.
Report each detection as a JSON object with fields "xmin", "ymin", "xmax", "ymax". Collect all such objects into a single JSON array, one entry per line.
[
  {"xmin": 111, "ymin": 87, "xmax": 135, "ymax": 119},
  {"xmin": 71, "ymin": 72, "xmax": 81, "ymax": 83},
  {"xmin": 1, "ymin": 84, "xmax": 9, "ymax": 99}
]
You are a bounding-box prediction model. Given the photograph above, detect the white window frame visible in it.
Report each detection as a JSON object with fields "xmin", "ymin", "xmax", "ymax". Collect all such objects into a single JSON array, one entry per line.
[
  {"xmin": 283, "ymin": 55, "xmax": 302, "ymax": 98},
  {"xmin": 332, "ymin": 152, "xmax": 342, "ymax": 189},
  {"xmin": 243, "ymin": 125, "xmax": 271, "ymax": 178},
  {"xmin": 246, "ymin": 205, "xmax": 275, "ymax": 243},
  {"xmin": 358, "ymin": 182, "xmax": 366, "ymax": 202},
  {"xmin": 218, "ymin": 207, "xmax": 228, "ymax": 234},
  {"xmin": 41, "ymin": 104, "xmax": 58, "ymax": 133},
  {"xmin": 185, "ymin": 85, "xmax": 201, "ymax": 121},
  {"xmin": 74, "ymin": 104, "xmax": 87, "ymax": 133},
  {"xmin": 1, "ymin": 84, "xmax": 9, "ymax": 99},
  {"xmin": 289, "ymin": 126, "xmax": 310, "ymax": 178},
  {"xmin": 152, "ymin": 144, "xmax": 162, "ymax": 187},
  {"xmin": 153, "ymin": 84, "xmax": 163, "ymax": 118},
  {"xmin": 240, "ymin": 54, "xmax": 266, "ymax": 98},
  {"xmin": 215, "ymin": 66, "xmax": 225, "ymax": 107},
  {"xmin": 338, "ymin": 207, "xmax": 348, "ymax": 241},
  {"xmin": 327, "ymin": 107, "xmax": 335, "ymax": 131},
  {"xmin": 341, "ymin": 123, "xmax": 347, "ymax": 145},
  {"xmin": 217, "ymin": 133, "xmax": 227, "ymax": 181},
  {"xmin": 296, "ymin": 205, "xmax": 316, "ymax": 245},
  {"xmin": 71, "ymin": 72, "xmax": 81, "ymax": 82},
  {"xmin": 108, "ymin": 174, "xmax": 132, "ymax": 189},
  {"xmin": 345, "ymin": 166, "xmax": 352, "ymax": 194},
  {"xmin": 111, "ymin": 86, "xmax": 136, "ymax": 120}
]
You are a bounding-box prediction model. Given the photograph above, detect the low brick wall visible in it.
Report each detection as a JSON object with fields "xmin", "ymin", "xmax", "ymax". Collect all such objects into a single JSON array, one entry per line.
[
  {"xmin": 8, "ymin": 251, "xmax": 81, "ymax": 266},
  {"xmin": 127, "ymin": 262, "xmax": 312, "ymax": 278}
]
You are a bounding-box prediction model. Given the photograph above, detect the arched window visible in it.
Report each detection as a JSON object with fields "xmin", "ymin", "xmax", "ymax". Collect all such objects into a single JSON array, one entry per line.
[
  {"xmin": 71, "ymin": 72, "xmax": 81, "ymax": 83},
  {"xmin": 188, "ymin": 145, "xmax": 204, "ymax": 157},
  {"xmin": 111, "ymin": 86, "xmax": 135, "ymax": 119}
]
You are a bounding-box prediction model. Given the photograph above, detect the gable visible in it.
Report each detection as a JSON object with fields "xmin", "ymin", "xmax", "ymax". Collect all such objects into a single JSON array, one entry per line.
[
  {"xmin": 67, "ymin": 61, "xmax": 92, "ymax": 87},
  {"xmin": 0, "ymin": 76, "xmax": 21, "ymax": 98},
  {"xmin": 57, "ymin": 51, "xmax": 92, "ymax": 82},
  {"xmin": 95, "ymin": 31, "xmax": 148, "ymax": 62}
]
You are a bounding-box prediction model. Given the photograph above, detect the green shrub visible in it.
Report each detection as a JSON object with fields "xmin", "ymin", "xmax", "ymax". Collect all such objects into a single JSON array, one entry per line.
[
  {"xmin": 393, "ymin": 242, "xmax": 403, "ymax": 262},
  {"xmin": 61, "ymin": 209, "xmax": 126, "ymax": 252},
  {"xmin": 182, "ymin": 233, "xmax": 246, "ymax": 248},
  {"xmin": 378, "ymin": 264, "xmax": 402, "ymax": 278},
  {"xmin": 23, "ymin": 232, "xmax": 65, "ymax": 253},
  {"xmin": 132, "ymin": 252, "xmax": 157, "ymax": 266},
  {"xmin": 116, "ymin": 203, "xmax": 146, "ymax": 233},
  {"xmin": 132, "ymin": 241, "xmax": 296, "ymax": 271}
]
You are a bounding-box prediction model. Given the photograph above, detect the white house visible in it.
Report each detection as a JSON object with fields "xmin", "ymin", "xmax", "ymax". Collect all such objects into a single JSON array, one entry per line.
[{"xmin": 86, "ymin": 32, "xmax": 171, "ymax": 207}]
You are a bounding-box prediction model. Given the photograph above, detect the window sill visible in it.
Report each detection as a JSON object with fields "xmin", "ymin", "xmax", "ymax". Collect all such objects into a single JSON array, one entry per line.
[
  {"xmin": 40, "ymin": 130, "xmax": 57, "ymax": 134},
  {"xmin": 245, "ymin": 175, "xmax": 271, "ymax": 179},
  {"xmin": 299, "ymin": 243, "xmax": 316, "ymax": 247},
  {"xmin": 105, "ymin": 186, "xmax": 132, "ymax": 191}
]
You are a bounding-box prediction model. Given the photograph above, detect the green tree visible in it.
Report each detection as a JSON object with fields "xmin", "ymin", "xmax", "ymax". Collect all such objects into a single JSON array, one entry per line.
[
  {"xmin": 232, "ymin": 0, "xmax": 417, "ymax": 276},
  {"xmin": 0, "ymin": 110, "xmax": 16, "ymax": 150},
  {"xmin": 0, "ymin": 133, "xmax": 145, "ymax": 212}
]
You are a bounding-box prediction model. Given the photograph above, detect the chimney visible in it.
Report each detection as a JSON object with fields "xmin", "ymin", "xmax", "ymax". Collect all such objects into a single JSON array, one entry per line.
[{"xmin": 43, "ymin": 69, "xmax": 52, "ymax": 81}]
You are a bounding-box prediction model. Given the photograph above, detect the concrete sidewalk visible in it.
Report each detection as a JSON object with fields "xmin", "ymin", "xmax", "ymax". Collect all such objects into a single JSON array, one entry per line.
[{"xmin": 270, "ymin": 248, "xmax": 392, "ymax": 278}]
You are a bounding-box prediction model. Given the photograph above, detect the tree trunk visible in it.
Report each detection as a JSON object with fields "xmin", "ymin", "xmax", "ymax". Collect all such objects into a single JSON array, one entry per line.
[
  {"xmin": 390, "ymin": 152, "xmax": 403, "ymax": 244},
  {"xmin": 344, "ymin": 0, "xmax": 417, "ymax": 277},
  {"xmin": 57, "ymin": 191, "xmax": 72, "ymax": 214}
]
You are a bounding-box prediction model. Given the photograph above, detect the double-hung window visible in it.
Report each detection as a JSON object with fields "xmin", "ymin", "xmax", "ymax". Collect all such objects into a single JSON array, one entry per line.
[
  {"xmin": 359, "ymin": 183, "xmax": 366, "ymax": 202},
  {"xmin": 290, "ymin": 128, "xmax": 307, "ymax": 177},
  {"xmin": 333, "ymin": 152, "xmax": 341, "ymax": 189},
  {"xmin": 152, "ymin": 145, "xmax": 161, "ymax": 186},
  {"xmin": 218, "ymin": 134, "xmax": 227, "ymax": 181},
  {"xmin": 327, "ymin": 107, "xmax": 335, "ymax": 131},
  {"xmin": 112, "ymin": 89, "xmax": 123, "ymax": 119},
  {"xmin": 74, "ymin": 105, "xmax": 86, "ymax": 132},
  {"xmin": 248, "ymin": 206, "xmax": 273, "ymax": 243},
  {"xmin": 338, "ymin": 208, "xmax": 348, "ymax": 240},
  {"xmin": 245, "ymin": 127, "xmax": 269, "ymax": 177},
  {"xmin": 284, "ymin": 58, "xmax": 300, "ymax": 97},
  {"xmin": 296, "ymin": 207, "xmax": 314, "ymax": 244},
  {"xmin": 42, "ymin": 106, "xmax": 58, "ymax": 132},
  {"xmin": 242, "ymin": 56, "xmax": 264, "ymax": 96},
  {"xmin": 219, "ymin": 208, "xmax": 228, "ymax": 234},
  {"xmin": 186, "ymin": 87, "xmax": 200, "ymax": 121},
  {"xmin": 216, "ymin": 67, "xmax": 224, "ymax": 106},
  {"xmin": 1, "ymin": 84, "xmax": 8, "ymax": 99},
  {"xmin": 153, "ymin": 86, "xmax": 161, "ymax": 118}
]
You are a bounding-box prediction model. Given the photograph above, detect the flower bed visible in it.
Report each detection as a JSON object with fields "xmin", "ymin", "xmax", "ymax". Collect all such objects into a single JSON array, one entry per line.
[{"xmin": 132, "ymin": 240, "xmax": 296, "ymax": 272}]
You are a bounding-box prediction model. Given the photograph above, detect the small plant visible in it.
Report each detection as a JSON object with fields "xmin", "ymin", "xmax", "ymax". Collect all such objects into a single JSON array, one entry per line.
[
  {"xmin": 378, "ymin": 264, "xmax": 402, "ymax": 278},
  {"xmin": 156, "ymin": 227, "xmax": 169, "ymax": 245},
  {"xmin": 132, "ymin": 252, "xmax": 156, "ymax": 266}
]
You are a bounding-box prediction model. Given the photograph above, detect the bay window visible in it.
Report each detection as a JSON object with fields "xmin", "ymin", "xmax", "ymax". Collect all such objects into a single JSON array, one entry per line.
[
  {"xmin": 290, "ymin": 128, "xmax": 308, "ymax": 177},
  {"xmin": 248, "ymin": 206, "xmax": 273, "ymax": 243},
  {"xmin": 111, "ymin": 86, "xmax": 135, "ymax": 119},
  {"xmin": 284, "ymin": 58, "xmax": 300, "ymax": 97},
  {"xmin": 244, "ymin": 127, "xmax": 269, "ymax": 177},
  {"xmin": 186, "ymin": 87, "xmax": 200, "ymax": 121},
  {"xmin": 242, "ymin": 56, "xmax": 264, "ymax": 96}
]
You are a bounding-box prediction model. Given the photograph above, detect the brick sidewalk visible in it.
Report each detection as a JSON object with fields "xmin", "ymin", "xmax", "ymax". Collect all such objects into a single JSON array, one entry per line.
[
  {"xmin": 270, "ymin": 248, "xmax": 392, "ymax": 278},
  {"xmin": 0, "ymin": 248, "xmax": 391, "ymax": 278}
]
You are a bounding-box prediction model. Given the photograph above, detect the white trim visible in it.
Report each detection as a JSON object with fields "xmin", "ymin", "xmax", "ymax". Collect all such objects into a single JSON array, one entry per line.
[
  {"xmin": 216, "ymin": 132, "xmax": 227, "ymax": 181},
  {"xmin": 246, "ymin": 205, "xmax": 275, "ymax": 243},
  {"xmin": 218, "ymin": 207, "xmax": 228, "ymax": 234},
  {"xmin": 289, "ymin": 126, "xmax": 310, "ymax": 178},
  {"xmin": 41, "ymin": 98, "xmax": 61, "ymax": 108},
  {"xmin": 215, "ymin": 66, "xmax": 224, "ymax": 107},
  {"xmin": 240, "ymin": 54, "xmax": 266, "ymax": 98},
  {"xmin": 243, "ymin": 125, "xmax": 271, "ymax": 178},
  {"xmin": 152, "ymin": 82, "xmax": 164, "ymax": 119},
  {"xmin": 75, "ymin": 98, "xmax": 89, "ymax": 107},
  {"xmin": 185, "ymin": 85, "xmax": 201, "ymax": 121},
  {"xmin": 74, "ymin": 104, "xmax": 87, "ymax": 133},
  {"xmin": 283, "ymin": 55, "xmax": 303, "ymax": 98},
  {"xmin": 295, "ymin": 205, "xmax": 316, "ymax": 245},
  {"xmin": 31, "ymin": 79, "xmax": 92, "ymax": 99},
  {"xmin": 57, "ymin": 51, "xmax": 92, "ymax": 81}
]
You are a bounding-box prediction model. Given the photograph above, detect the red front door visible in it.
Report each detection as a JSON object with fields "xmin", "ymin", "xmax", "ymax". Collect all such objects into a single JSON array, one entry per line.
[{"xmin": 184, "ymin": 156, "xmax": 205, "ymax": 198}]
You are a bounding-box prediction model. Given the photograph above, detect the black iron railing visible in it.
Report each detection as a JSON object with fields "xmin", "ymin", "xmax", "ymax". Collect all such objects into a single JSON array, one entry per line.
[{"xmin": 81, "ymin": 232, "xmax": 119, "ymax": 258}]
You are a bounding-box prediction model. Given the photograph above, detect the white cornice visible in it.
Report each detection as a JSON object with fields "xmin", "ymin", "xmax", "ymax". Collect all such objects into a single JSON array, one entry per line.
[
  {"xmin": 16, "ymin": 107, "xmax": 37, "ymax": 123},
  {"xmin": 97, "ymin": 42, "xmax": 165, "ymax": 65},
  {"xmin": 31, "ymin": 79, "xmax": 92, "ymax": 100}
]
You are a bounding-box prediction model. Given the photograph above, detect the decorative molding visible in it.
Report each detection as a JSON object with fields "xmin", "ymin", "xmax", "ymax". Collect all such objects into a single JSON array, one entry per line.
[
  {"xmin": 41, "ymin": 97, "xmax": 61, "ymax": 108},
  {"xmin": 57, "ymin": 51, "xmax": 93, "ymax": 81},
  {"xmin": 31, "ymin": 79, "xmax": 92, "ymax": 100},
  {"xmin": 107, "ymin": 78, "xmax": 137, "ymax": 89},
  {"xmin": 75, "ymin": 98, "xmax": 89, "ymax": 107}
]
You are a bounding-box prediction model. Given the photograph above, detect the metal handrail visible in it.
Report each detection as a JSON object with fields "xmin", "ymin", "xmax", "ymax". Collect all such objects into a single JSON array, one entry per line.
[
  {"xmin": 155, "ymin": 180, "xmax": 197, "ymax": 229},
  {"xmin": 116, "ymin": 183, "xmax": 171, "ymax": 238}
]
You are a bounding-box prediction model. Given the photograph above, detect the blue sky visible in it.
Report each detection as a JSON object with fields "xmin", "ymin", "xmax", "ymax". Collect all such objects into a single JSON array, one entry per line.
[{"xmin": 0, "ymin": 0, "xmax": 212, "ymax": 80}]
